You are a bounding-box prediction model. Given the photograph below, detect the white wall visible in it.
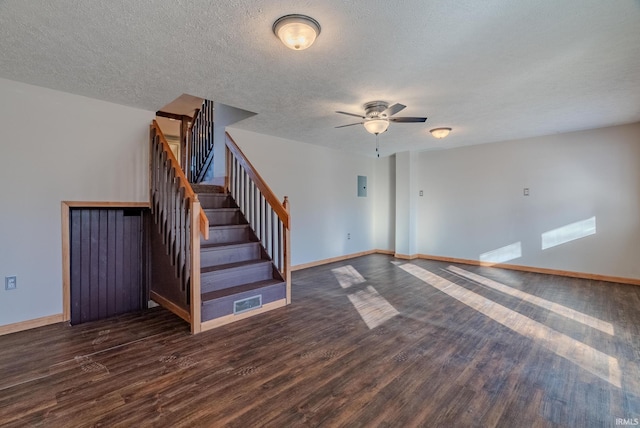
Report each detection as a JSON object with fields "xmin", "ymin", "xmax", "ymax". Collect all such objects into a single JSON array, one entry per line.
[
  {"xmin": 373, "ymin": 155, "xmax": 396, "ymax": 251},
  {"xmin": 415, "ymin": 123, "xmax": 640, "ymax": 279},
  {"xmin": 226, "ymin": 128, "xmax": 376, "ymax": 266},
  {"xmin": 209, "ymin": 103, "xmax": 256, "ymax": 184},
  {"xmin": 395, "ymin": 152, "xmax": 420, "ymax": 256},
  {"xmin": 0, "ymin": 78, "xmax": 154, "ymax": 326}
]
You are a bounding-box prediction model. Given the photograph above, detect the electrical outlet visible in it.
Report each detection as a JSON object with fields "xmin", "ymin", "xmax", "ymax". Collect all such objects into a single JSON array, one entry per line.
[
  {"xmin": 524, "ymin": 188, "xmax": 530, "ymax": 196},
  {"xmin": 5, "ymin": 276, "xmax": 17, "ymax": 290},
  {"xmin": 419, "ymin": 190, "xmax": 424, "ymax": 197},
  {"xmin": 347, "ymin": 233, "xmax": 351, "ymax": 240}
]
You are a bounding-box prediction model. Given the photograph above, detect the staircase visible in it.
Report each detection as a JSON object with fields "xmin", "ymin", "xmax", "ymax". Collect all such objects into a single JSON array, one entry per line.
[
  {"xmin": 195, "ymin": 187, "xmax": 286, "ymax": 326},
  {"xmin": 149, "ymin": 113, "xmax": 291, "ymax": 334}
]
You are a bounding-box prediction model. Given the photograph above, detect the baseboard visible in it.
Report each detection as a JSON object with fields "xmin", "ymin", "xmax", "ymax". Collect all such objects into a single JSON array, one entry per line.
[
  {"xmin": 0, "ymin": 313, "xmax": 64, "ymax": 336},
  {"xmin": 394, "ymin": 253, "xmax": 419, "ymax": 260},
  {"xmin": 291, "ymin": 250, "xmax": 640, "ymax": 286},
  {"xmin": 417, "ymin": 254, "xmax": 640, "ymax": 286},
  {"xmin": 291, "ymin": 250, "xmax": 380, "ymax": 271},
  {"xmin": 376, "ymin": 249, "xmax": 395, "ymax": 255},
  {"xmin": 150, "ymin": 291, "xmax": 191, "ymax": 323}
]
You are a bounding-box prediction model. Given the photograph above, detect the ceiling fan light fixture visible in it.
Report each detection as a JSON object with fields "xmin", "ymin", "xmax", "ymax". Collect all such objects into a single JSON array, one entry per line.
[
  {"xmin": 430, "ymin": 127, "xmax": 452, "ymax": 139},
  {"xmin": 273, "ymin": 14, "xmax": 321, "ymax": 50},
  {"xmin": 364, "ymin": 118, "xmax": 389, "ymax": 135}
]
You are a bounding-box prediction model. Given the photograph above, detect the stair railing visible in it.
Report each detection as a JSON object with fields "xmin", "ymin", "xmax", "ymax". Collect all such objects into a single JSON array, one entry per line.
[
  {"xmin": 188, "ymin": 100, "xmax": 215, "ymax": 183},
  {"xmin": 150, "ymin": 120, "xmax": 209, "ymax": 333},
  {"xmin": 225, "ymin": 133, "xmax": 291, "ymax": 304}
]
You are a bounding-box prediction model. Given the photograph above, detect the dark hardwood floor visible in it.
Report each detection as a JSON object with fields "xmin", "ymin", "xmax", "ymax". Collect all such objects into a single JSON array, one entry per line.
[{"xmin": 1, "ymin": 254, "xmax": 639, "ymax": 427}]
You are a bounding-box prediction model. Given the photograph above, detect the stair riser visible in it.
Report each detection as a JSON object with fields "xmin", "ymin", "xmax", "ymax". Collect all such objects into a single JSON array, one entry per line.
[
  {"xmin": 201, "ymin": 283, "xmax": 286, "ymax": 321},
  {"xmin": 201, "ymin": 263, "xmax": 273, "ymax": 293},
  {"xmin": 200, "ymin": 244, "xmax": 262, "ymax": 268},
  {"xmin": 206, "ymin": 210, "xmax": 243, "ymax": 225},
  {"xmin": 199, "ymin": 194, "xmax": 235, "ymax": 209},
  {"xmin": 202, "ymin": 227, "xmax": 250, "ymax": 245}
]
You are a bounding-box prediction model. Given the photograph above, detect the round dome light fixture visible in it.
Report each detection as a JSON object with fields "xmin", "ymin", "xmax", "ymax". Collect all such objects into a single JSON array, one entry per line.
[
  {"xmin": 363, "ymin": 118, "xmax": 390, "ymax": 135},
  {"xmin": 273, "ymin": 14, "xmax": 321, "ymax": 50},
  {"xmin": 430, "ymin": 127, "xmax": 452, "ymax": 139}
]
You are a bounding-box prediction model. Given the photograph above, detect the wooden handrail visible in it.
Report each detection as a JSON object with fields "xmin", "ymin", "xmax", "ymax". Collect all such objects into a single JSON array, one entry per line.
[
  {"xmin": 225, "ymin": 131, "xmax": 291, "ymax": 307},
  {"xmin": 225, "ymin": 132, "xmax": 289, "ymax": 229},
  {"xmin": 150, "ymin": 120, "xmax": 208, "ymax": 333},
  {"xmin": 190, "ymin": 108, "xmax": 201, "ymax": 127},
  {"xmin": 152, "ymin": 120, "xmax": 209, "ymax": 239}
]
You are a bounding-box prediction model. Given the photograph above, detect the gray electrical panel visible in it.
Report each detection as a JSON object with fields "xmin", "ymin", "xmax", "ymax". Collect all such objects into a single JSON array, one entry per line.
[{"xmin": 357, "ymin": 175, "xmax": 367, "ymax": 197}]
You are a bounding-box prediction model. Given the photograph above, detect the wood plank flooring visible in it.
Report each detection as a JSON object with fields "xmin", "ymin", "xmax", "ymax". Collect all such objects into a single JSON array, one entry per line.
[{"xmin": 1, "ymin": 254, "xmax": 639, "ymax": 427}]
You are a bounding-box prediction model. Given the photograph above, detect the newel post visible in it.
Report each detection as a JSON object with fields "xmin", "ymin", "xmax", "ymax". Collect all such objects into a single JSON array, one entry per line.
[{"xmin": 283, "ymin": 196, "xmax": 291, "ymax": 305}]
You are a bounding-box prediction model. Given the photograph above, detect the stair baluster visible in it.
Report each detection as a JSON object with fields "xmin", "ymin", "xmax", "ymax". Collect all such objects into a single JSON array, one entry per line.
[
  {"xmin": 150, "ymin": 120, "xmax": 207, "ymax": 333},
  {"xmin": 225, "ymin": 133, "xmax": 291, "ymax": 303},
  {"xmin": 188, "ymin": 100, "xmax": 215, "ymax": 183}
]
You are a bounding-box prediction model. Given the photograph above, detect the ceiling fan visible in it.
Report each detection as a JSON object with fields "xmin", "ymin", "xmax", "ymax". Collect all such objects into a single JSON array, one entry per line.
[{"xmin": 335, "ymin": 101, "xmax": 427, "ymax": 135}]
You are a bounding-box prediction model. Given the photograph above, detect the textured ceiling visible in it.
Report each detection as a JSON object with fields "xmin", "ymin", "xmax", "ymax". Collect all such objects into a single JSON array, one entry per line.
[{"xmin": 1, "ymin": 0, "xmax": 639, "ymax": 156}]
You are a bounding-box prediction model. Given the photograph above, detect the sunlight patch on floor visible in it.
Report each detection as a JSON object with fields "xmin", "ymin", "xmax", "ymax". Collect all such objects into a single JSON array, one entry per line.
[
  {"xmin": 347, "ymin": 285, "xmax": 400, "ymax": 330},
  {"xmin": 332, "ymin": 265, "xmax": 367, "ymax": 289},
  {"xmin": 445, "ymin": 265, "xmax": 614, "ymax": 335},
  {"xmin": 399, "ymin": 263, "xmax": 622, "ymax": 388}
]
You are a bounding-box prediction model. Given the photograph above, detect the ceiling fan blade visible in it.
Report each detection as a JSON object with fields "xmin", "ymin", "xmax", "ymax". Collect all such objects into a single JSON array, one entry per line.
[
  {"xmin": 336, "ymin": 111, "xmax": 366, "ymax": 119},
  {"xmin": 390, "ymin": 117, "xmax": 427, "ymax": 123},
  {"xmin": 335, "ymin": 122, "xmax": 363, "ymax": 128},
  {"xmin": 383, "ymin": 103, "xmax": 406, "ymax": 117}
]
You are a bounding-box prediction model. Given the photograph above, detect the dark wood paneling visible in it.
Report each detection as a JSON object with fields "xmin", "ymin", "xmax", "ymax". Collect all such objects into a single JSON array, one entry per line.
[{"xmin": 69, "ymin": 208, "xmax": 145, "ymax": 325}]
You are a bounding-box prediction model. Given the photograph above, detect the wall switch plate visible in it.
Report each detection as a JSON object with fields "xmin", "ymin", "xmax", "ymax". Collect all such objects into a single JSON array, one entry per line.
[{"xmin": 5, "ymin": 276, "xmax": 17, "ymax": 290}]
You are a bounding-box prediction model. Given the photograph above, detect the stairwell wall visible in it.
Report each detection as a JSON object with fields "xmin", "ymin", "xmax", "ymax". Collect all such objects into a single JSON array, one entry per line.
[
  {"xmin": 0, "ymin": 77, "xmax": 154, "ymax": 327},
  {"xmin": 226, "ymin": 128, "xmax": 378, "ymax": 267}
]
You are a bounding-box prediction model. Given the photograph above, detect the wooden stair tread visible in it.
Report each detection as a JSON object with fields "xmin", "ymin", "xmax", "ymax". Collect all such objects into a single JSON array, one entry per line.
[
  {"xmin": 203, "ymin": 208, "xmax": 239, "ymax": 212},
  {"xmin": 208, "ymin": 222, "xmax": 247, "ymax": 227},
  {"xmin": 208, "ymin": 224, "xmax": 249, "ymax": 230},
  {"xmin": 192, "ymin": 184, "xmax": 225, "ymax": 193},
  {"xmin": 200, "ymin": 258, "xmax": 270, "ymax": 274},
  {"xmin": 201, "ymin": 279, "xmax": 285, "ymax": 302},
  {"xmin": 201, "ymin": 241, "xmax": 259, "ymax": 250}
]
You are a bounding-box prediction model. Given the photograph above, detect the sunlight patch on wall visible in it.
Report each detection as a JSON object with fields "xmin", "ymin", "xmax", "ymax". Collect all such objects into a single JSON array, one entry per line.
[
  {"xmin": 542, "ymin": 216, "xmax": 596, "ymax": 250},
  {"xmin": 347, "ymin": 285, "xmax": 399, "ymax": 329},
  {"xmin": 332, "ymin": 265, "xmax": 366, "ymax": 289},
  {"xmin": 398, "ymin": 263, "xmax": 622, "ymax": 388},
  {"xmin": 479, "ymin": 242, "xmax": 522, "ymax": 265},
  {"xmin": 446, "ymin": 266, "xmax": 614, "ymax": 335}
]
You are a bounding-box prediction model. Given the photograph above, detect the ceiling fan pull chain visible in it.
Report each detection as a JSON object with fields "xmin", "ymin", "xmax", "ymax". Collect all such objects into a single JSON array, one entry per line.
[{"xmin": 376, "ymin": 134, "xmax": 380, "ymax": 157}]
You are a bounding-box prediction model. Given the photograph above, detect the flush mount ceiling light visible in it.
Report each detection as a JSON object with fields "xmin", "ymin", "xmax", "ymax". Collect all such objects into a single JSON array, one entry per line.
[
  {"xmin": 363, "ymin": 118, "xmax": 390, "ymax": 135},
  {"xmin": 273, "ymin": 14, "xmax": 321, "ymax": 50},
  {"xmin": 430, "ymin": 127, "xmax": 452, "ymax": 139}
]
